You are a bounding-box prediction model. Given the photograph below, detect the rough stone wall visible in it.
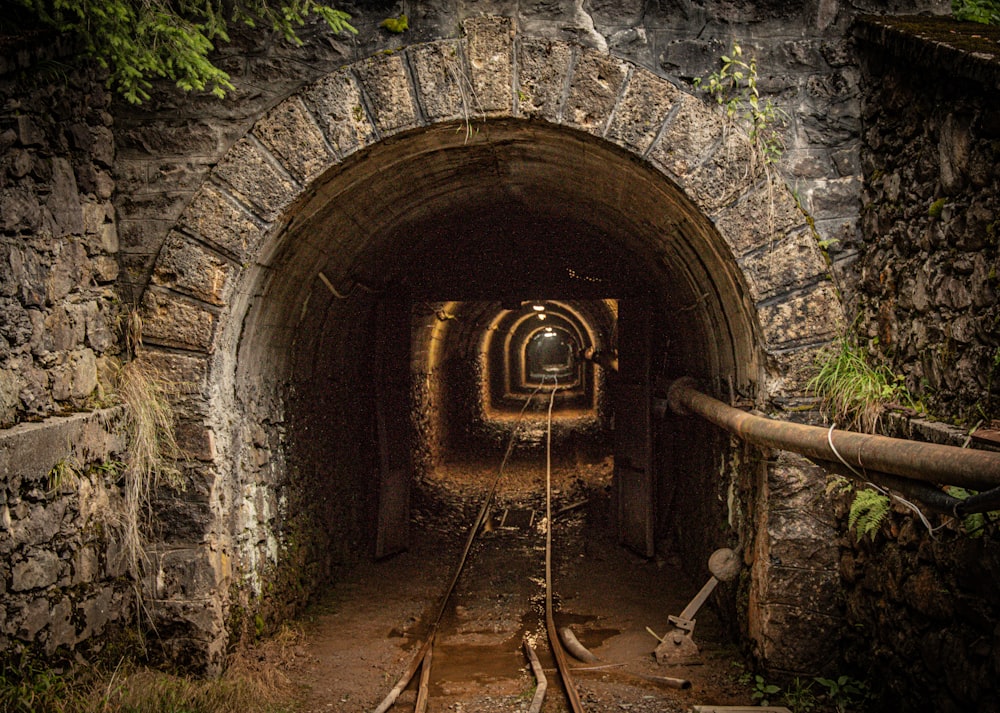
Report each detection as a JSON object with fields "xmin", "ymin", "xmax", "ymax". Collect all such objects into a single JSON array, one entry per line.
[
  {"xmin": 1, "ymin": 37, "xmax": 121, "ymax": 427},
  {"xmin": 835, "ymin": 18, "xmax": 1000, "ymax": 711},
  {"xmin": 0, "ymin": 36, "xmax": 133, "ymax": 660},
  {"xmin": 0, "ymin": 409, "xmax": 132, "ymax": 659},
  {"xmin": 853, "ymin": 16, "xmax": 1000, "ymax": 425}
]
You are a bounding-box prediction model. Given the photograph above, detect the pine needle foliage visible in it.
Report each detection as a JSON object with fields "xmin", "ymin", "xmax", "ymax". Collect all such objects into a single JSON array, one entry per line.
[{"xmin": 15, "ymin": 0, "xmax": 356, "ymax": 103}]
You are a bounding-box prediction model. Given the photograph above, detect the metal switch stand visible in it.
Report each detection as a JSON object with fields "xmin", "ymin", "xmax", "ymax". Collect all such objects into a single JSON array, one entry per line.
[{"xmin": 655, "ymin": 548, "xmax": 740, "ymax": 665}]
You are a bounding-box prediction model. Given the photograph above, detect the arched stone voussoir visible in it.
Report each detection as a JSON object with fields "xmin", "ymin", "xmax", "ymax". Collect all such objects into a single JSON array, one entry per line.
[
  {"xmin": 352, "ymin": 52, "xmax": 420, "ymax": 136},
  {"xmin": 563, "ymin": 47, "xmax": 629, "ymax": 136},
  {"xmin": 151, "ymin": 230, "xmax": 237, "ymax": 308},
  {"xmin": 516, "ymin": 37, "xmax": 573, "ymax": 122},
  {"xmin": 647, "ymin": 93, "xmax": 725, "ymax": 180},
  {"xmin": 300, "ymin": 67, "xmax": 378, "ymax": 159},
  {"xmin": 251, "ymin": 96, "xmax": 337, "ymax": 185},
  {"xmin": 764, "ymin": 341, "xmax": 835, "ymax": 402},
  {"xmin": 463, "ymin": 15, "xmax": 514, "ymax": 116},
  {"xmin": 711, "ymin": 175, "xmax": 809, "ymax": 257},
  {"xmin": 606, "ymin": 66, "xmax": 681, "ymax": 156},
  {"xmin": 141, "ymin": 288, "xmax": 218, "ymax": 353},
  {"xmin": 757, "ymin": 281, "xmax": 844, "ymax": 352},
  {"xmin": 684, "ymin": 130, "xmax": 762, "ymax": 214},
  {"xmin": 211, "ymin": 137, "xmax": 301, "ymax": 224},
  {"xmin": 178, "ymin": 182, "xmax": 269, "ymax": 262},
  {"xmin": 408, "ymin": 39, "xmax": 472, "ymax": 124},
  {"xmin": 738, "ymin": 229, "xmax": 831, "ymax": 304}
]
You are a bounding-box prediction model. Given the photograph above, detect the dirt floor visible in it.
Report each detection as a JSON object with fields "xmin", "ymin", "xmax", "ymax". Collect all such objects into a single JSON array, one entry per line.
[{"xmin": 281, "ymin": 451, "xmax": 754, "ymax": 712}]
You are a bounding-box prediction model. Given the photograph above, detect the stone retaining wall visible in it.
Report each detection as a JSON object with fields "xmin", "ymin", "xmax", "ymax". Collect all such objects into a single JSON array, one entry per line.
[
  {"xmin": 838, "ymin": 17, "xmax": 1000, "ymax": 711},
  {"xmin": 0, "ymin": 409, "xmax": 132, "ymax": 659}
]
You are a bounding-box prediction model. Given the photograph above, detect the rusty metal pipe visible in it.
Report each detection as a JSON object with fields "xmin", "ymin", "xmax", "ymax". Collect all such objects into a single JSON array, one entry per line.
[{"xmin": 666, "ymin": 378, "xmax": 1000, "ymax": 490}]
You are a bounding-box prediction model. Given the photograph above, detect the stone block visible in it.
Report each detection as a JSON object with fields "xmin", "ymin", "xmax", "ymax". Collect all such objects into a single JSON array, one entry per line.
[
  {"xmin": 738, "ymin": 230, "xmax": 829, "ymax": 302},
  {"xmin": 151, "ymin": 232, "xmax": 234, "ymax": 307},
  {"xmin": 252, "ymin": 97, "xmax": 336, "ymax": 185},
  {"xmin": 17, "ymin": 597, "xmax": 50, "ymax": 639},
  {"xmin": 45, "ymin": 158, "xmax": 85, "ymax": 237},
  {"xmin": 212, "ymin": 138, "xmax": 300, "ymax": 223},
  {"xmin": 46, "ymin": 596, "xmax": 75, "ymax": 653},
  {"xmin": 766, "ymin": 452, "xmax": 828, "ymax": 510},
  {"xmin": 141, "ymin": 289, "xmax": 216, "ymax": 352},
  {"xmin": 153, "ymin": 547, "xmax": 222, "ymax": 599},
  {"xmin": 0, "ymin": 408, "xmax": 124, "ymax": 484},
  {"xmin": 50, "ymin": 348, "xmax": 98, "ymax": 401},
  {"xmin": 174, "ymin": 421, "xmax": 218, "ymax": 462},
  {"xmin": 12, "ymin": 550, "xmax": 61, "ymax": 591},
  {"xmin": 78, "ymin": 586, "xmax": 116, "ymax": 641},
  {"xmin": 648, "ymin": 93, "xmax": 723, "ymax": 179},
  {"xmin": 767, "ymin": 508, "xmax": 839, "ymax": 569},
  {"xmin": 563, "ymin": 48, "xmax": 629, "ymax": 136},
  {"xmin": 352, "ymin": 53, "xmax": 419, "ymax": 137},
  {"xmin": 606, "ymin": 67, "xmax": 680, "ymax": 154},
  {"xmin": 463, "ymin": 16, "xmax": 514, "ymax": 116},
  {"xmin": 765, "ymin": 565, "xmax": 841, "ymax": 612},
  {"xmin": 759, "ymin": 602, "xmax": 841, "ymax": 673},
  {"xmin": 179, "ymin": 183, "xmax": 266, "ymax": 260},
  {"xmin": 302, "ymin": 68, "xmax": 378, "ymax": 158},
  {"xmin": 1, "ymin": 187, "xmax": 42, "ymax": 232},
  {"xmin": 757, "ymin": 281, "xmax": 842, "ymax": 350},
  {"xmin": 712, "ymin": 175, "xmax": 806, "ymax": 257},
  {"xmin": 517, "ymin": 38, "xmax": 573, "ymax": 120},
  {"xmin": 409, "ymin": 41, "xmax": 469, "ymax": 123}
]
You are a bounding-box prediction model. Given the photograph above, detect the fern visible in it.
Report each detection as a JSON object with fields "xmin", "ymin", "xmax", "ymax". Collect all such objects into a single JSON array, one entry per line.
[{"xmin": 848, "ymin": 488, "xmax": 891, "ymax": 541}]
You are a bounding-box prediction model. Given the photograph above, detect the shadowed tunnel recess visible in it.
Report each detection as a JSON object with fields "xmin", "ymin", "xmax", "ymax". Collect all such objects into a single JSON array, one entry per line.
[{"xmin": 232, "ymin": 119, "xmax": 762, "ymax": 636}]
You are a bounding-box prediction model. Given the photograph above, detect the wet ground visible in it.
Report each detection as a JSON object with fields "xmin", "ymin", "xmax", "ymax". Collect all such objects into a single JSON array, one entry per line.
[{"xmin": 282, "ymin": 452, "xmax": 752, "ymax": 712}]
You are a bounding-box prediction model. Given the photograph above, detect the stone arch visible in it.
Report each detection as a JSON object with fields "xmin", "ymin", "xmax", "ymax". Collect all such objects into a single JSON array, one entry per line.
[{"xmin": 138, "ymin": 16, "xmax": 842, "ymax": 672}]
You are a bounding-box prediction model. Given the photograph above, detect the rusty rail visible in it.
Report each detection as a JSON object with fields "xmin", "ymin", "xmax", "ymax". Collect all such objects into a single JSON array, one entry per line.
[{"xmin": 663, "ymin": 378, "xmax": 1000, "ymax": 514}]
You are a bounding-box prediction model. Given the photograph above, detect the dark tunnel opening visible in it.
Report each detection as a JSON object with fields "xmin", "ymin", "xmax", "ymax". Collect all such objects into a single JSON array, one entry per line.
[{"xmin": 225, "ymin": 122, "xmax": 766, "ymax": 695}]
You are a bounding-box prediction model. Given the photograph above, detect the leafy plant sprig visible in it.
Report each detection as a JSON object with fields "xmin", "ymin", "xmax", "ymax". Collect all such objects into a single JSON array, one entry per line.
[{"xmin": 694, "ymin": 41, "xmax": 788, "ymax": 171}]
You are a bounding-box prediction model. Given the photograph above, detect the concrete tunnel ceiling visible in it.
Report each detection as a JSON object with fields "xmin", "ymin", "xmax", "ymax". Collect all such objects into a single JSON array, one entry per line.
[{"xmin": 244, "ymin": 121, "xmax": 762, "ymax": 395}]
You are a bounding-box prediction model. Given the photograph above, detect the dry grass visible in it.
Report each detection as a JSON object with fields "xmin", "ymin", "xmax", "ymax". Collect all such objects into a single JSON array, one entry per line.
[
  {"xmin": 114, "ymin": 357, "xmax": 183, "ymax": 578},
  {"xmin": 1, "ymin": 626, "xmax": 305, "ymax": 713}
]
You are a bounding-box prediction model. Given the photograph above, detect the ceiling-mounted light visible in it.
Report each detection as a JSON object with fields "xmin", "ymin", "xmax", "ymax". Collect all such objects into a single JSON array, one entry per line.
[
  {"xmin": 532, "ymin": 304, "xmax": 545, "ymax": 312},
  {"xmin": 537, "ymin": 313, "xmax": 546, "ymax": 320}
]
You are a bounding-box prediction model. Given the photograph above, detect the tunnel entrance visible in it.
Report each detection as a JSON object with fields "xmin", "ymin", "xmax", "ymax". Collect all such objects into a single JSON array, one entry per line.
[{"xmin": 140, "ymin": 17, "xmax": 842, "ymax": 675}]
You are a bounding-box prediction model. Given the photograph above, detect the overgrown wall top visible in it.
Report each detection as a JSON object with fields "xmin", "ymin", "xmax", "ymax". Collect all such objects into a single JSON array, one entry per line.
[{"xmin": 854, "ymin": 16, "xmax": 1000, "ymax": 424}]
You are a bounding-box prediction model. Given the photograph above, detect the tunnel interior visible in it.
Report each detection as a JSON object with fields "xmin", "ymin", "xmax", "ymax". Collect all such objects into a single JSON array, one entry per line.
[{"xmin": 223, "ymin": 120, "xmax": 764, "ymax": 642}]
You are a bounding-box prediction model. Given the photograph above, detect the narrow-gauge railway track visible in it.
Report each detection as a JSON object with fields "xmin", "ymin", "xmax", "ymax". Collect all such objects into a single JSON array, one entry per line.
[{"xmin": 369, "ymin": 385, "xmax": 700, "ymax": 713}]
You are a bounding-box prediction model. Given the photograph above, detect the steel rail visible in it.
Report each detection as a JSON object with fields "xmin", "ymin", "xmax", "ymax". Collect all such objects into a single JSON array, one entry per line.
[{"xmin": 665, "ymin": 378, "xmax": 1000, "ymax": 491}]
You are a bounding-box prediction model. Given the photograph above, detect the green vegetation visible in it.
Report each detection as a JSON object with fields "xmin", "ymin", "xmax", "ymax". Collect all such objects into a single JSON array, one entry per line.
[
  {"xmin": 379, "ymin": 14, "xmax": 409, "ymax": 33},
  {"xmin": 846, "ymin": 487, "xmax": 892, "ymax": 541},
  {"xmin": 814, "ymin": 675, "xmax": 870, "ymax": 713},
  {"xmin": 695, "ymin": 41, "xmax": 788, "ymax": 172},
  {"xmin": 809, "ymin": 334, "xmax": 914, "ymax": 433},
  {"xmin": 953, "ymin": 0, "xmax": 1000, "ymax": 24},
  {"xmin": 0, "ymin": 633, "xmax": 302, "ymax": 713},
  {"xmin": 735, "ymin": 665, "xmax": 868, "ymax": 713},
  {"xmin": 13, "ymin": 1, "xmax": 356, "ymax": 103}
]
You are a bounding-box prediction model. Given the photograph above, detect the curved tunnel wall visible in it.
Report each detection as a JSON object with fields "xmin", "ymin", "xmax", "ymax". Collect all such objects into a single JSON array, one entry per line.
[{"xmin": 138, "ymin": 17, "xmax": 842, "ymax": 673}]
